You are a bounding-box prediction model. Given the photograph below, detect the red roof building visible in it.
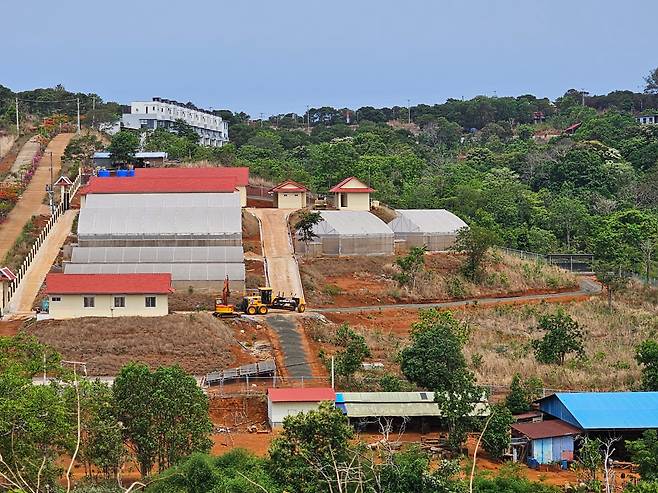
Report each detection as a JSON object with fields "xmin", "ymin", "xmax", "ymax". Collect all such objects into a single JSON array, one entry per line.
[
  {"xmin": 134, "ymin": 167, "xmax": 250, "ymax": 186},
  {"xmin": 269, "ymin": 180, "xmax": 309, "ymax": 209},
  {"xmin": 269, "ymin": 179, "xmax": 309, "ymax": 193},
  {"xmin": 46, "ymin": 273, "xmax": 174, "ymax": 294},
  {"xmin": 329, "ymin": 176, "xmax": 375, "ymax": 194},
  {"xmin": 268, "ymin": 387, "xmax": 336, "ymax": 403},
  {"xmin": 0, "ymin": 267, "xmax": 17, "ymax": 282},
  {"xmin": 512, "ymin": 419, "xmax": 581, "ymax": 440},
  {"xmin": 80, "ymin": 176, "xmax": 238, "ymax": 195},
  {"xmin": 329, "ymin": 177, "xmax": 374, "ymax": 211}
]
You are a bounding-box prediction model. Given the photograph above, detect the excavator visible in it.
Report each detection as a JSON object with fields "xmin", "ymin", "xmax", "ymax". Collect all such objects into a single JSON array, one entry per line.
[
  {"xmin": 213, "ymin": 276, "xmax": 237, "ymax": 318},
  {"xmin": 214, "ymin": 278, "xmax": 306, "ymax": 316}
]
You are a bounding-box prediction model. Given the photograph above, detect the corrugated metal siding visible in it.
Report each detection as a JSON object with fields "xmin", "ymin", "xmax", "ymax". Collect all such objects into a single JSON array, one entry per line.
[
  {"xmin": 84, "ymin": 192, "xmax": 240, "ymax": 209},
  {"xmin": 71, "ymin": 246, "xmax": 244, "ymax": 264},
  {"xmin": 538, "ymin": 395, "xmax": 582, "ymax": 428}
]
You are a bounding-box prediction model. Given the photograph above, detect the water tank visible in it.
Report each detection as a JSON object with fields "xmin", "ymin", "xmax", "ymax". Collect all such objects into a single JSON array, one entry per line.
[
  {"xmin": 127, "ymin": 169, "xmax": 135, "ymax": 177},
  {"xmin": 98, "ymin": 169, "xmax": 111, "ymax": 177},
  {"xmin": 117, "ymin": 169, "xmax": 128, "ymax": 177}
]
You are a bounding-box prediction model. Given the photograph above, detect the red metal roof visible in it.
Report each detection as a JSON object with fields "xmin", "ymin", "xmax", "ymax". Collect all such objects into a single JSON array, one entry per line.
[
  {"xmin": 46, "ymin": 273, "xmax": 174, "ymax": 294},
  {"xmin": 268, "ymin": 387, "xmax": 336, "ymax": 403},
  {"xmin": 0, "ymin": 266, "xmax": 16, "ymax": 281},
  {"xmin": 511, "ymin": 419, "xmax": 581, "ymax": 439},
  {"xmin": 329, "ymin": 176, "xmax": 374, "ymax": 193},
  {"xmin": 269, "ymin": 179, "xmax": 309, "ymax": 193},
  {"xmin": 81, "ymin": 176, "xmax": 237, "ymax": 195},
  {"xmin": 133, "ymin": 167, "xmax": 249, "ymax": 186}
]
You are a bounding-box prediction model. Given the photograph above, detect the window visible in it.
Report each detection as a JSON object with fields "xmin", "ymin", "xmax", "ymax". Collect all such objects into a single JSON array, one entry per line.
[
  {"xmin": 145, "ymin": 296, "xmax": 157, "ymax": 308},
  {"xmin": 51, "ymin": 296, "xmax": 61, "ymax": 302},
  {"xmin": 114, "ymin": 296, "xmax": 126, "ymax": 308},
  {"xmin": 83, "ymin": 296, "xmax": 95, "ymax": 308}
]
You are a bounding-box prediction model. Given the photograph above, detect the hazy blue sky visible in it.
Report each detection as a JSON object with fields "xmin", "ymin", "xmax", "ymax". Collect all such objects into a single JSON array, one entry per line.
[{"xmin": 3, "ymin": 0, "xmax": 657, "ymax": 116}]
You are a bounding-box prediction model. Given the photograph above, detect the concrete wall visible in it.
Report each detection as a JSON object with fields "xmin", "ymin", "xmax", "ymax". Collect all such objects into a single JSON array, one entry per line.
[
  {"xmin": 237, "ymin": 186, "xmax": 247, "ymax": 207},
  {"xmin": 0, "ymin": 281, "xmax": 8, "ymax": 317},
  {"xmin": 276, "ymin": 191, "xmax": 306, "ymax": 209},
  {"xmin": 48, "ymin": 293, "xmax": 168, "ymax": 319},
  {"xmin": 334, "ymin": 192, "xmax": 370, "ymax": 211},
  {"xmin": 268, "ymin": 401, "xmax": 323, "ymax": 428}
]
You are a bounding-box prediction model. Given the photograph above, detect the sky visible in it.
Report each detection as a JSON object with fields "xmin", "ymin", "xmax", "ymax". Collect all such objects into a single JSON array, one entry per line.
[{"xmin": 2, "ymin": 0, "xmax": 657, "ymax": 116}]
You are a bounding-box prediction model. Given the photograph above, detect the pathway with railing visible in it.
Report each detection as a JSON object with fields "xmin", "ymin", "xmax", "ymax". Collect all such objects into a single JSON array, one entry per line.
[{"xmin": 3, "ymin": 171, "xmax": 82, "ymax": 317}]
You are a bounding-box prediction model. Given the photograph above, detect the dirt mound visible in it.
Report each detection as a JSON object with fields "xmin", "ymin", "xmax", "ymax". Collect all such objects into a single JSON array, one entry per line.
[{"xmin": 28, "ymin": 312, "xmax": 240, "ymax": 375}]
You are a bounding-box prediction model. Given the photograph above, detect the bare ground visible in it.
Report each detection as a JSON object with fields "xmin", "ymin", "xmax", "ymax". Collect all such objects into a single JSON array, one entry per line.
[
  {"xmin": 304, "ymin": 282, "xmax": 658, "ymax": 391},
  {"xmin": 300, "ymin": 251, "xmax": 577, "ymax": 307},
  {"xmin": 27, "ymin": 312, "xmax": 254, "ymax": 375}
]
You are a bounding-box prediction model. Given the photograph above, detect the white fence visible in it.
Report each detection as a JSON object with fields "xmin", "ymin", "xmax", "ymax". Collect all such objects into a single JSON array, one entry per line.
[{"xmin": 4, "ymin": 170, "xmax": 82, "ymax": 305}]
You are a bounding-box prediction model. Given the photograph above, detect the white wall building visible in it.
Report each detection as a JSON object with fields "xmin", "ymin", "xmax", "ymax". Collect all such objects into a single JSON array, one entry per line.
[
  {"xmin": 121, "ymin": 97, "xmax": 229, "ymax": 147},
  {"xmin": 267, "ymin": 388, "xmax": 336, "ymax": 428},
  {"xmin": 45, "ymin": 273, "xmax": 173, "ymax": 319}
]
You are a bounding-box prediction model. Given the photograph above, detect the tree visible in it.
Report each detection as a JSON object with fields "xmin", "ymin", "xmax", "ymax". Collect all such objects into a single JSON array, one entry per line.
[
  {"xmin": 113, "ymin": 363, "xmax": 212, "ymax": 477},
  {"xmin": 594, "ymin": 260, "xmax": 630, "ymax": 309},
  {"xmin": 627, "ymin": 430, "xmax": 658, "ymax": 481},
  {"xmin": 435, "ymin": 376, "xmax": 483, "ymax": 452},
  {"xmin": 0, "ymin": 335, "xmax": 71, "ymax": 492},
  {"xmin": 452, "ymin": 224, "xmax": 498, "ymax": 282},
  {"xmin": 645, "ymin": 67, "xmax": 658, "ymax": 94},
  {"xmin": 394, "ymin": 246, "xmax": 426, "ymax": 290},
  {"xmin": 400, "ymin": 309, "xmax": 472, "ymax": 393},
  {"xmin": 294, "ymin": 210, "xmax": 322, "ymax": 246},
  {"xmin": 333, "ymin": 324, "xmax": 371, "ymax": 380},
  {"xmin": 172, "ymin": 119, "xmax": 200, "ymax": 144},
  {"xmin": 108, "ymin": 130, "xmax": 140, "ymax": 164},
  {"xmin": 636, "ymin": 339, "xmax": 658, "ymax": 391},
  {"xmin": 577, "ymin": 436, "xmax": 603, "ymax": 489},
  {"xmin": 531, "ymin": 309, "xmax": 585, "ymax": 365},
  {"xmin": 505, "ymin": 373, "xmax": 534, "ymax": 415},
  {"xmin": 268, "ymin": 401, "xmax": 354, "ymax": 493},
  {"xmin": 481, "ymin": 405, "xmax": 513, "ymax": 460}
]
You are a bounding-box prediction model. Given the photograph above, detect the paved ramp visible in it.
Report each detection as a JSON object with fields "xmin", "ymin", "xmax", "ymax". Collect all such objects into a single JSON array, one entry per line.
[
  {"xmin": 248, "ymin": 208, "xmax": 304, "ymax": 298},
  {"xmin": 266, "ymin": 314, "xmax": 313, "ymax": 377},
  {"xmin": 0, "ymin": 133, "xmax": 74, "ymax": 260},
  {"xmin": 6, "ymin": 210, "xmax": 77, "ymax": 316}
]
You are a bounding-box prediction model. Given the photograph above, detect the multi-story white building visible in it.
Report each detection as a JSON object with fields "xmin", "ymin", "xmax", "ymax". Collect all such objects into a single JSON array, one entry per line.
[{"xmin": 121, "ymin": 97, "xmax": 229, "ymax": 147}]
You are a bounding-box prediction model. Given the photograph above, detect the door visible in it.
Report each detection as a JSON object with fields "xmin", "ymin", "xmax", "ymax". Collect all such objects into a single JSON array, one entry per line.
[{"xmin": 341, "ymin": 193, "xmax": 348, "ymax": 208}]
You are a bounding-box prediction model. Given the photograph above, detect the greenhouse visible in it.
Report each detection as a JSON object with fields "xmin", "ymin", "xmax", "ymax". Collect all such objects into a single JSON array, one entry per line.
[
  {"xmin": 77, "ymin": 206, "xmax": 242, "ymax": 247},
  {"xmin": 296, "ymin": 210, "xmax": 394, "ymax": 256},
  {"xmin": 83, "ymin": 192, "xmax": 241, "ymax": 209},
  {"xmin": 387, "ymin": 209, "xmax": 467, "ymax": 251}
]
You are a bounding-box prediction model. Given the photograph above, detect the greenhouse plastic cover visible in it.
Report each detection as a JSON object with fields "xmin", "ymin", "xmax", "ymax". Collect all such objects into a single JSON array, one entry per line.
[
  {"xmin": 388, "ymin": 209, "xmax": 467, "ymax": 234},
  {"xmin": 84, "ymin": 192, "xmax": 241, "ymax": 209},
  {"xmin": 64, "ymin": 262, "xmax": 245, "ymax": 281},
  {"xmin": 314, "ymin": 211, "xmax": 393, "ymax": 236},
  {"xmin": 78, "ymin": 206, "xmax": 241, "ymax": 236},
  {"xmin": 71, "ymin": 246, "xmax": 244, "ymax": 264}
]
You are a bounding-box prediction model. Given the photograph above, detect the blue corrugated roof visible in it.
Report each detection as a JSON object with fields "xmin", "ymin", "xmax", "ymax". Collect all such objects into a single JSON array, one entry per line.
[
  {"xmin": 539, "ymin": 392, "xmax": 658, "ymax": 430},
  {"xmin": 93, "ymin": 152, "xmax": 167, "ymax": 159}
]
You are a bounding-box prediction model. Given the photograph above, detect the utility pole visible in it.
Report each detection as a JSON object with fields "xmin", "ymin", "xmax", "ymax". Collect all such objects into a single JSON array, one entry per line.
[
  {"xmin": 15, "ymin": 97, "xmax": 19, "ymax": 135},
  {"xmin": 76, "ymin": 98, "xmax": 81, "ymax": 132},
  {"xmin": 306, "ymin": 105, "xmax": 310, "ymax": 133},
  {"xmin": 259, "ymin": 112, "xmax": 264, "ymax": 127},
  {"xmin": 91, "ymin": 97, "xmax": 96, "ymax": 129},
  {"xmin": 580, "ymin": 89, "xmax": 589, "ymax": 107},
  {"xmin": 407, "ymin": 98, "xmax": 411, "ymax": 124}
]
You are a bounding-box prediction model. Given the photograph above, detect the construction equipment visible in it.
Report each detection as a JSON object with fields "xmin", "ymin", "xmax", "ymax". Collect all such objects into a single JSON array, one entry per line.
[
  {"xmin": 213, "ymin": 276, "xmax": 237, "ymax": 318},
  {"xmin": 237, "ymin": 286, "xmax": 306, "ymax": 315}
]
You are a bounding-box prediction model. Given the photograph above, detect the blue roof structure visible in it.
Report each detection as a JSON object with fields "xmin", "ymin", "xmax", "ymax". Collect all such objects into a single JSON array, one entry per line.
[
  {"xmin": 93, "ymin": 152, "xmax": 168, "ymax": 159},
  {"xmin": 537, "ymin": 392, "xmax": 658, "ymax": 430}
]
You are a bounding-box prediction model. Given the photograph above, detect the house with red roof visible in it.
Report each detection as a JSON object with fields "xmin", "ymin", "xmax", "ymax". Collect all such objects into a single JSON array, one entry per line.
[
  {"xmin": 267, "ymin": 387, "xmax": 336, "ymax": 427},
  {"xmin": 133, "ymin": 167, "xmax": 250, "ymax": 206},
  {"xmin": 0, "ymin": 267, "xmax": 16, "ymax": 318},
  {"xmin": 45, "ymin": 273, "xmax": 174, "ymax": 319},
  {"xmin": 269, "ymin": 179, "xmax": 309, "ymax": 209},
  {"xmin": 329, "ymin": 176, "xmax": 374, "ymax": 211}
]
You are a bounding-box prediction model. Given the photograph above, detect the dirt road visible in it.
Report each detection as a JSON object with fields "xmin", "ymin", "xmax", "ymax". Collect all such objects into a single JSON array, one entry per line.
[
  {"xmin": 0, "ymin": 133, "xmax": 74, "ymax": 261},
  {"xmin": 7, "ymin": 136, "xmax": 41, "ymax": 175},
  {"xmin": 248, "ymin": 208, "xmax": 304, "ymax": 298},
  {"xmin": 6, "ymin": 210, "xmax": 77, "ymax": 316},
  {"xmin": 311, "ymin": 278, "xmax": 601, "ymax": 313}
]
